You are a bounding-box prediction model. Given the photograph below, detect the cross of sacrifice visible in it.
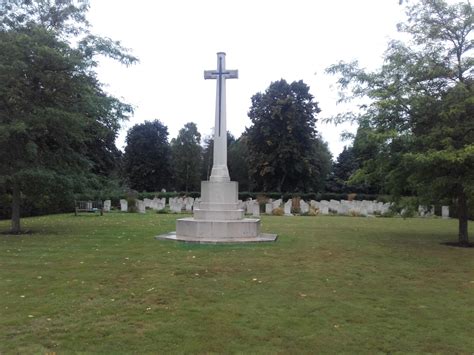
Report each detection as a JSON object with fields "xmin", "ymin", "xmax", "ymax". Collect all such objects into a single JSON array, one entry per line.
[{"xmin": 204, "ymin": 52, "xmax": 238, "ymax": 137}]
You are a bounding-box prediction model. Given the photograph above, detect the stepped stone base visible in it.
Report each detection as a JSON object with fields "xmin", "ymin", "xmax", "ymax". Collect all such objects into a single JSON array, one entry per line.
[{"xmin": 156, "ymin": 180, "xmax": 277, "ymax": 244}]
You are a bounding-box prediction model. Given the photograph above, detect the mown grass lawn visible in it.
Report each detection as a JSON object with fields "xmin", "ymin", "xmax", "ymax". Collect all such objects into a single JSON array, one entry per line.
[{"xmin": 0, "ymin": 212, "xmax": 473, "ymax": 353}]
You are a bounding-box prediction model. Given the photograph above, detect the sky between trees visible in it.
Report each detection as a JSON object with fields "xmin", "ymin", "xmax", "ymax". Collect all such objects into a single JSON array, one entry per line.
[{"xmin": 87, "ymin": 0, "xmax": 414, "ymax": 157}]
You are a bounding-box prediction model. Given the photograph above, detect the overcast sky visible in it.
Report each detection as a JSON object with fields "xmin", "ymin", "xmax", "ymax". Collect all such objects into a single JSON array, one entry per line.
[{"xmin": 87, "ymin": 0, "xmax": 408, "ymax": 158}]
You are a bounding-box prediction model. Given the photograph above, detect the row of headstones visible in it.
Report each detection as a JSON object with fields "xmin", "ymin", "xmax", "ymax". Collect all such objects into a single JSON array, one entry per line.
[
  {"xmin": 242, "ymin": 199, "xmax": 450, "ymax": 218},
  {"xmin": 117, "ymin": 197, "xmax": 201, "ymax": 214},
  {"xmin": 418, "ymin": 205, "xmax": 450, "ymax": 218},
  {"xmin": 239, "ymin": 198, "xmax": 392, "ymax": 217},
  {"xmin": 168, "ymin": 197, "xmax": 201, "ymax": 213},
  {"xmin": 103, "ymin": 198, "xmax": 450, "ymax": 218}
]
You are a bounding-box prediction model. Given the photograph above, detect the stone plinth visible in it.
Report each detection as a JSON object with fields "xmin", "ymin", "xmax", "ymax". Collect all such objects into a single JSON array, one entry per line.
[
  {"xmin": 176, "ymin": 218, "xmax": 260, "ymax": 239},
  {"xmin": 157, "ymin": 181, "xmax": 277, "ymax": 243}
]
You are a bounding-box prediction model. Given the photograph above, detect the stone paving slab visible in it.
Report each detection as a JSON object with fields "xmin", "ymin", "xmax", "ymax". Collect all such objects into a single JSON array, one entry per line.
[{"xmin": 155, "ymin": 232, "xmax": 277, "ymax": 244}]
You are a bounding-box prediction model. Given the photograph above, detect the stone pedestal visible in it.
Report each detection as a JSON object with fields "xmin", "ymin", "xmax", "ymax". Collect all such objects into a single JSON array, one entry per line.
[{"xmin": 157, "ymin": 180, "xmax": 276, "ymax": 243}]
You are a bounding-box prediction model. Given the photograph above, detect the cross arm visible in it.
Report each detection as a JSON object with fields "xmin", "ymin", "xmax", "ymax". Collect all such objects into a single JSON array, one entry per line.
[
  {"xmin": 224, "ymin": 70, "xmax": 238, "ymax": 79},
  {"xmin": 204, "ymin": 70, "xmax": 218, "ymax": 79}
]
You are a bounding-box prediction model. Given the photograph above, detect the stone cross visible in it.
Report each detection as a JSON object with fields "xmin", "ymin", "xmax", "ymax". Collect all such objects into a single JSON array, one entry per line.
[{"xmin": 204, "ymin": 52, "xmax": 238, "ymax": 182}]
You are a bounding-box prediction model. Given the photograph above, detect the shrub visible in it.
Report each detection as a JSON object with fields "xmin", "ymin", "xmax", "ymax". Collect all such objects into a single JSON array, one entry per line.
[
  {"xmin": 272, "ymin": 207, "xmax": 284, "ymax": 216},
  {"xmin": 401, "ymin": 208, "xmax": 416, "ymax": 218},
  {"xmin": 308, "ymin": 207, "xmax": 319, "ymax": 216},
  {"xmin": 127, "ymin": 191, "xmax": 138, "ymax": 213},
  {"xmin": 381, "ymin": 210, "xmax": 396, "ymax": 218},
  {"xmin": 350, "ymin": 210, "xmax": 361, "ymax": 217}
]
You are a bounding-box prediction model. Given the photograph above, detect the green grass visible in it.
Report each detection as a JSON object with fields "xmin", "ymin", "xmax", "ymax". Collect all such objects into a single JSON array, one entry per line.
[{"xmin": 1, "ymin": 212, "xmax": 473, "ymax": 353}]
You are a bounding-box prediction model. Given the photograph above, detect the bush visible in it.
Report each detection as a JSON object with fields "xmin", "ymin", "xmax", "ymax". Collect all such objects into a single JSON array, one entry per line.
[
  {"xmin": 126, "ymin": 191, "xmax": 138, "ymax": 213},
  {"xmin": 291, "ymin": 206, "xmax": 301, "ymax": 214},
  {"xmin": 272, "ymin": 207, "xmax": 284, "ymax": 216},
  {"xmin": 381, "ymin": 210, "xmax": 396, "ymax": 218},
  {"xmin": 350, "ymin": 210, "xmax": 361, "ymax": 217},
  {"xmin": 308, "ymin": 207, "xmax": 319, "ymax": 216}
]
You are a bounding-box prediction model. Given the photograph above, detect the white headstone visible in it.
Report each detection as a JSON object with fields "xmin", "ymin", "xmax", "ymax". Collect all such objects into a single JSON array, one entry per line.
[
  {"xmin": 171, "ymin": 202, "xmax": 183, "ymax": 213},
  {"xmin": 245, "ymin": 200, "xmax": 253, "ymax": 214},
  {"xmin": 120, "ymin": 199, "xmax": 128, "ymax": 212},
  {"xmin": 252, "ymin": 203, "xmax": 260, "ymax": 217},
  {"xmin": 265, "ymin": 203, "xmax": 273, "ymax": 214},
  {"xmin": 380, "ymin": 203, "xmax": 391, "ymax": 215},
  {"xmin": 284, "ymin": 200, "xmax": 292, "ymax": 216},
  {"xmin": 272, "ymin": 199, "xmax": 282, "ymax": 210},
  {"xmin": 300, "ymin": 200, "xmax": 310, "ymax": 214},
  {"xmin": 442, "ymin": 206, "xmax": 449, "ymax": 219},
  {"xmin": 136, "ymin": 200, "xmax": 146, "ymax": 214},
  {"xmin": 103, "ymin": 200, "xmax": 111, "ymax": 212},
  {"xmin": 185, "ymin": 197, "xmax": 194, "ymax": 212},
  {"xmin": 329, "ymin": 200, "xmax": 340, "ymax": 213},
  {"xmin": 144, "ymin": 198, "xmax": 152, "ymax": 208}
]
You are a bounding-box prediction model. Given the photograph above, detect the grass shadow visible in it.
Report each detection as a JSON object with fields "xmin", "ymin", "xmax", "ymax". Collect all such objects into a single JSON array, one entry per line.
[{"xmin": 441, "ymin": 241, "xmax": 474, "ymax": 248}]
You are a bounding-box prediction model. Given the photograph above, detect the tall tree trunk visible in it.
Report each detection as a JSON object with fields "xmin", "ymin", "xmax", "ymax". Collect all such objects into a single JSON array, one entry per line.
[
  {"xmin": 457, "ymin": 190, "xmax": 469, "ymax": 245},
  {"xmin": 11, "ymin": 182, "xmax": 21, "ymax": 234}
]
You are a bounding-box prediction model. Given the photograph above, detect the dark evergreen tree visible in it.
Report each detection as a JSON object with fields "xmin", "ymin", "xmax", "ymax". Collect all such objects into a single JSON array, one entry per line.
[
  {"xmin": 228, "ymin": 134, "xmax": 251, "ymax": 191},
  {"xmin": 170, "ymin": 122, "xmax": 202, "ymax": 192},
  {"xmin": 124, "ymin": 120, "xmax": 171, "ymax": 192},
  {"xmin": 246, "ymin": 79, "xmax": 326, "ymax": 192}
]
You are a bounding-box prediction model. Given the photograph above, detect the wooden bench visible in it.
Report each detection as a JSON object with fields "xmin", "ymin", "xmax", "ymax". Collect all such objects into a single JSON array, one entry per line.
[{"xmin": 74, "ymin": 200, "xmax": 103, "ymax": 216}]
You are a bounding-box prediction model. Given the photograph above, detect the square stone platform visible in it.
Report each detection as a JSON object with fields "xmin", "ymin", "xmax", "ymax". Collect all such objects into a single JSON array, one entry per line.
[{"xmin": 155, "ymin": 231, "xmax": 277, "ymax": 244}]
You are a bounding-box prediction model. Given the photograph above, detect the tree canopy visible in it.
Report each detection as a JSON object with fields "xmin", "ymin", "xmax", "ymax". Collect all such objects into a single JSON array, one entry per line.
[
  {"xmin": 124, "ymin": 120, "xmax": 171, "ymax": 193},
  {"xmin": 246, "ymin": 79, "xmax": 330, "ymax": 192},
  {"xmin": 0, "ymin": 0, "xmax": 137, "ymax": 233},
  {"xmin": 170, "ymin": 122, "xmax": 202, "ymax": 192},
  {"xmin": 327, "ymin": 0, "xmax": 474, "ymax": 244},
  {"xmin": 228, "ymin": 134, "xmax": 251, "ymax": 191}
]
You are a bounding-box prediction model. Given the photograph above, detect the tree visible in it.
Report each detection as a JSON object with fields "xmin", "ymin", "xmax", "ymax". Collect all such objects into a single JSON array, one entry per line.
[
  {"xmin": 327, "ymin": 0, "xmax": 474, "ymax": 245},
  {"xmin": 228, "ymin": 134, "xmax": 251, "ymax": 191},
  {"xmin": 123, "ymin": 120, "xmax": 171, "ymax": 192},
  {"xmin": 170, "ymin": 122, "xmax": 202, "ymax": 192},
  {"xmin": 326, "ymin": 146, "xmax": 358, "ymax": 193},
  {"xmin": 246, "ymin": 79, "xmax": 325, "ymax": 192},
  {"xmin": 0, "ymin": 0, "xmax": 136, "ymax": 233},
  {"xmin": 308, "ymin": 136, "xmax": 332, "ymax": 192}
]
